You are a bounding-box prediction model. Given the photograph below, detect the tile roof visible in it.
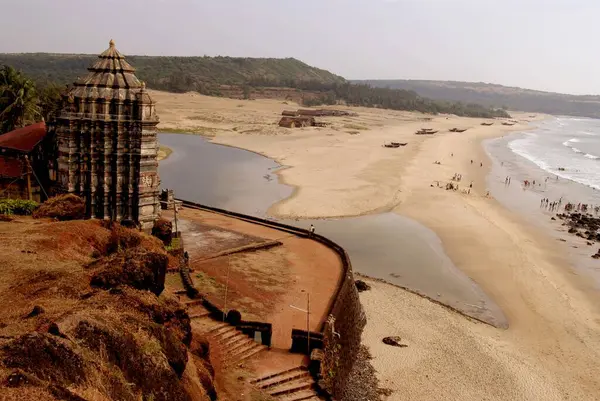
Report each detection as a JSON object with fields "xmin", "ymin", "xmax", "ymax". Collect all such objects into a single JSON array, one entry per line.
[
  {"xmin": 0, "ymin": 122, "xmax": 47, "ymax": 152},
  {"xmin": 0, "ymin": 155, "xmax": 24, "ymax": 178}
]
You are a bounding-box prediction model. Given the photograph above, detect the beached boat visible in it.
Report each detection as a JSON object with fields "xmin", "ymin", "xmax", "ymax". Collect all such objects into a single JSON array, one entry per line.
[
  {"xmin": 501, "ymin": 122, "xmax": 515, "ymax": 126},
  {"xmin": 415, "ymin": 130, "xmax": 438, "ymax": 135},
  {"xmin": 391, "ymin": 142, "xmax": 408, "ymax": 146},
  {"xmin": 449, "ymin": 128, "xmax": 468, "ymax": 133},
  {"xmin": 481, "ymin": 122, "xmax": 494, "ymax": 126},
  {"xmin": 384, "ymin": 143, "xmax": 400, "ymax": 148}
]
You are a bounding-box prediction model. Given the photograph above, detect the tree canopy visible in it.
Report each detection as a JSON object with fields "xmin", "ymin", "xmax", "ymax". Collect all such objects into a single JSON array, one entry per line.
[{"xmin": 0, "ymin": 65, "xmax": 41, "ymax": 133}]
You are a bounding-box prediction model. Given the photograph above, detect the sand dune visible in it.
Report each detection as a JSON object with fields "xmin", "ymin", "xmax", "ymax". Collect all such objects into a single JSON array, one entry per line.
[{"xmin": 154, "ymin": 91, "xmax": 600, "ymax": 400}]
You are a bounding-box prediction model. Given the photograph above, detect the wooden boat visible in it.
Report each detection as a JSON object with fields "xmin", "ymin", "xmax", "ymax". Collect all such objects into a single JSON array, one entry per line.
[
  {"xmin": 481, "ymin": 122, "xmax": 494, "ymax": 126},
  {"xmin": 415, "ymin": 130, "xmax": 438, "ymax": 135},
  {"xmin": 449, "ymin": 128, "xmax": 468, "ymax": 133},
  {"xmin": 384, "ymin": 143, "xmax": 400, "ymax": 148},
  {"xmin": 390, "ymin": 142, "xmax": 408, "ymax": 147},
  {"xmin": 501, "ymin": 122, "xmax": 515, "ymax": 126}
]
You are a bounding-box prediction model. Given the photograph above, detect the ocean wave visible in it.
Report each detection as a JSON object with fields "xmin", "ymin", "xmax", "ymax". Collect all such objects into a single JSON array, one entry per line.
[
  {"xmin": 508, "ymin": 138, "xmax": 600, "ymax": 191},
  {"xmin": 584, "ymin": 153, "xmax": 599, "ymax": 160},
  {"xmin": 571, "ymin": 147, "xmax": 584, "ymax": 154},
  {"xmin": 562, "ymin": 138, "xmax": 582, "ymax": 149}
]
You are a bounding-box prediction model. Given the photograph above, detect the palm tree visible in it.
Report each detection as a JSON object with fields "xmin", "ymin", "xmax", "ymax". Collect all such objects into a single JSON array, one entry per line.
[{"xmin": 0, "ymin": 65, "xmax": 41, "ymax": 134}]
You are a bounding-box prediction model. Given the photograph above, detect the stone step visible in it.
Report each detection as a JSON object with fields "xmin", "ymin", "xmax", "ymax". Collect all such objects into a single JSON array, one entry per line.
[
  {"xmin": 215, "ymin": 329, "xmax": 241, "ymax": 343},
  {"xmin": 269, "ymin": 377, "xmax": 314, "ymax": 397},
  {"xmin": 187, "ymin": 304, "xmax": 211, "ymax": 319},
  {"xmin": 277, "ymin": 390, "xmax": 320, "ymax": 401},
  {"xmin": 189, "ymin": 309, "xmax": 211, "ymax": 319},
  {"xmin": 251, "ymin": 366, "xmax": 305, "ymax": 385},
  {"xmin": 182, "ymin": 299, "xmax": 204, "ymax": 307},
  {"xmin": 226, "ymin": 341, "xmax": 261, "ymax": 360},
  {"xmin": 209, "ymin": 324, "xmax": 236, "ymax": 337},
  {"xmin": 225, "ymin": 344, "xmax": 265, "ymax": 366},
  {"xmin": 205, "ymin": 321, "xmax": 228, "ymax": 332},
  {"xmin": 223, "ymin": 337, "xmax": 253, "ymax": 355},
  {"xmin": 223, "ymin": 336, "xmax": 254, "ymax": 351},
  {"xmin": 256, "ymin": 370, "xmax": 310, "ymax": 390}
]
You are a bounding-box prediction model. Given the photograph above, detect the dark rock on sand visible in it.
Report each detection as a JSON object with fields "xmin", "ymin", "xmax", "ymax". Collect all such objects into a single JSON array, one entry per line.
[
  {"xmin": 382, "ymin": 336, "xmax": 408, "ymax": 347},
  {"xmin": 355, "ymin": 280, "xmax": 371, "ymax": 292}
]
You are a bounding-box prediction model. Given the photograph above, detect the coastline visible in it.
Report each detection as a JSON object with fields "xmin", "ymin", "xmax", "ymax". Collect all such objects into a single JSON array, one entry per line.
[
  {"xmin": 213, "ymin": 115, "xmax": 600, "ymax": 399},
  {"xmin": 153, "ymin": 90, "xmax": 600, "ymax": 399}
]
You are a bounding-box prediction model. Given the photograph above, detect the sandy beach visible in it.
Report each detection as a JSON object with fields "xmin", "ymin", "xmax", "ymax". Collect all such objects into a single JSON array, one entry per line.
[{"xmin": 154, "ymin": 91, "xmax": 600, "ymax": 400}]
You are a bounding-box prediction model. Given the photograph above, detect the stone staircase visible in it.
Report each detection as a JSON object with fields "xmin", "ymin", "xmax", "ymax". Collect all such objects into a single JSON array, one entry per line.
[
  {"xmin": 174, "ymin": 290, "xmax": 322, "ymax": 399},
  {"xmin": 250, "ymin": 367, "xmax": 324, "ymax": 401},
  {"xmin": 176, "ymin": 291, "xmax": 267, "ymax": 367},
  {"xmin": 206, "ymin": 321, "xmax": 267, "ymax": 366}
]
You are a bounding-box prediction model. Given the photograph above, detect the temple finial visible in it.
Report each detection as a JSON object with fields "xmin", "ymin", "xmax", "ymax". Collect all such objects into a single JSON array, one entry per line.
[
  {"xmin": 109, "ymin": 39, "xmax": 115, "ymax": 47},
  {"xmin": 141, "ymin": 81, "xmax": 146, "ymax": 90}
]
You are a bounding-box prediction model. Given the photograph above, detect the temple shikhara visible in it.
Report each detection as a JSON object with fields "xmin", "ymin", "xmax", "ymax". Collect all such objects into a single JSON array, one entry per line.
[{"xmin": 0, "ymin": 40, "xmax": 161, "ymax": 230}]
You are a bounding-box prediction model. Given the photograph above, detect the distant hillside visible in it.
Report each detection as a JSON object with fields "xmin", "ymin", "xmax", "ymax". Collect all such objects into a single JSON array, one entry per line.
[
  {"xmin": 0, "ymin": 53, "xmax": 508, "ymax": 118},
  {"xmin": 0, "ymin": 53, "xmax": 346, "ymax": 94},
  {"xmin": 355, "ymin": 80, "xmax": 600, "ymax": 118}
]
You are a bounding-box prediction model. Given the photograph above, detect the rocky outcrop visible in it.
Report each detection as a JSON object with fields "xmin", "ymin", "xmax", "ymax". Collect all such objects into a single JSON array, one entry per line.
[
  {"xmin": 0, "ymin": 217, "xmax": 214, "ymax": 401},
  {"xmin": 153, "ymin": 218, "xmax": 173, "ymax": 246},
  {"xmin": 89, "ymin": 248, "xmax": 168, "ymax": 296}
]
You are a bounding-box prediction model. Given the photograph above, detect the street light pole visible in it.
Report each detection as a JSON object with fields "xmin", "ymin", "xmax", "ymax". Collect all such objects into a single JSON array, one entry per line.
[
  {"xmin": 307, "ymin": 292, "xmax": 310, "ymax": 356},
  {"xmin": 223, "ymin": 256, "xmax": 231, "ymax": 322},
  {"xmin": 290, "ymin": 291, "xmax": 311, "ymax": 356}
]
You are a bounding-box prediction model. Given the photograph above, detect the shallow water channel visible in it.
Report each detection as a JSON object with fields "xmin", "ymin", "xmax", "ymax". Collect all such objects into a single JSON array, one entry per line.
[{"xmin": 159, "ymin": 133, "xmax": 507, "ymax": 327}]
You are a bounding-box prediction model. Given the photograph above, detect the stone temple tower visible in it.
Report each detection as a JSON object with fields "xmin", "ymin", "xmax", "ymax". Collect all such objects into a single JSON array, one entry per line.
[{"xmin": 54, "ymin": 40, "xmax": 160, "ymax": 230}]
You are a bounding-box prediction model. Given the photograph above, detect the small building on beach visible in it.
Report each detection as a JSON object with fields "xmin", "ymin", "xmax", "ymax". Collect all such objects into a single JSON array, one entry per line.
[{"xmin": 278, "ymin": 116, "xmax": 316, "ymax": 128}]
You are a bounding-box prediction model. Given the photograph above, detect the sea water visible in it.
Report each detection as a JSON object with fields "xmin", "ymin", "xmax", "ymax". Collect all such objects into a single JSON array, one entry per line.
[{"xmin": 508, "ymin": 117, "xmax": 600, "ymax": 191}]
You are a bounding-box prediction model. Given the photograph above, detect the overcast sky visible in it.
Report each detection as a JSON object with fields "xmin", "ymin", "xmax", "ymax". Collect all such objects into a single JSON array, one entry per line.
[{"xmin": 1, "ymin": 0, "xmax": 598, "ymax": 95}]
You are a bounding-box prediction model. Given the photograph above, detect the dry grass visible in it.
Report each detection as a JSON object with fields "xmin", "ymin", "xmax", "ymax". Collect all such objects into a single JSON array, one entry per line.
[{"xmin": 0, "ymin": 217, "xmax": 213, "ymax": 400}]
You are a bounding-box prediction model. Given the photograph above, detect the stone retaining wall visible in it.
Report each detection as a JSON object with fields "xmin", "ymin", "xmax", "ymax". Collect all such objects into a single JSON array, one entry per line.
[{"xmin": 178, "ymin": 200, "xmax": 365, "ymax": 400}]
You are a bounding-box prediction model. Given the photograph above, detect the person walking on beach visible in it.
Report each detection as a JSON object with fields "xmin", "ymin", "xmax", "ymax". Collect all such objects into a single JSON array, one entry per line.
[
  {"xmin": 471, "ymin": 159, "xmax": 473, "ymax": 164},
  {"xmin": 309, "ymin": 224, "xmax": 315, "ymax": 237},
  {"xmin": 480, "ymin": 162, "xmax": 483, "ymax": 167}
]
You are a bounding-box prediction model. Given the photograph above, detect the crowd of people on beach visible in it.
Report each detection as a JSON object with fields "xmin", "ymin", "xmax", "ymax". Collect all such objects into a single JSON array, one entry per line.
[
  {"xmin": 431, "ymin": 155, "xmax": 488, "ymax": 196},
  {"xmin": 540, "ymin": 197, "xmax": 562, "ymax": 211}
]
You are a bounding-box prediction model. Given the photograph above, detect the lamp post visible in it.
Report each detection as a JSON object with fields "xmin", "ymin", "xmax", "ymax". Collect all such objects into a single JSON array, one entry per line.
[
  {"xmin": 223, "ymin": 255, "xmax": 231, "ymax": 322},
  {"xmin": 289, "ymin": 292, "xmax": 311, "ymax": 355}
]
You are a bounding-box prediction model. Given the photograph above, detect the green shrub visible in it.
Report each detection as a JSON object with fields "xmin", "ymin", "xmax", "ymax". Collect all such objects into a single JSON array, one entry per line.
[{"xmin": 0, "ymin": 199, "xmax": 39, "ymax": 215}]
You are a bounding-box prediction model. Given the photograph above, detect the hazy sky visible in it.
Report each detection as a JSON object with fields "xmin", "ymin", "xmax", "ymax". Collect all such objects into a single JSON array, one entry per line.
[{"xmin": 1, "ymin": 0, "xmax": 598, "ymax": 95}]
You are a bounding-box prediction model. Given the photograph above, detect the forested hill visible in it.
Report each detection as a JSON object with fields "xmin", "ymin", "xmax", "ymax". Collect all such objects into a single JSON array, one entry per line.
[
  {"xmin": 0, "ymin": 53, "xmax": 509, "ymax": 118},
  {"xmin": 355, "ymin": 80, "xmax": 600, "ymax": 119},
  {"xmin": 0, "ymin": 53, "xmax": 346, "ymax": 92}
]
